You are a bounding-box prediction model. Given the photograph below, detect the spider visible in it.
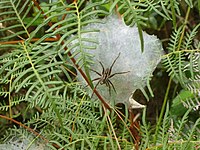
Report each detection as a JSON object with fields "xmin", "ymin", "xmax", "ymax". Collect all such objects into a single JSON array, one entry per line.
[{"xmin": 91, "ymin": 52, "xmax": 130, "ymax": 95}]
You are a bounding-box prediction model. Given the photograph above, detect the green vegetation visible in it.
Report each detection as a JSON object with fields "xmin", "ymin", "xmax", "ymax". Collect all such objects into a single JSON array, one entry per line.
[{"xmin": 0, "ymin": 0, "xmax": 199, "ymax": 149}]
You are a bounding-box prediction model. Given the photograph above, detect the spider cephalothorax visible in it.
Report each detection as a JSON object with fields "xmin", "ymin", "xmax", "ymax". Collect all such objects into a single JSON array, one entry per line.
[{"xmin": 91, "ymin": 53, "xmax": 130, "ymax": 95}]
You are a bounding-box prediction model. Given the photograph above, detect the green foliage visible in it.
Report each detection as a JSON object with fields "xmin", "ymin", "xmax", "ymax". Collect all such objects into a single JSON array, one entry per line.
[
  {"xmin": 141, "ymin": 107, "xmax": 200, "ymax": 150},
  {"xmin": 0, "ymin": 0, "xmax": 200, "ymax": 149},
  {"xmin": 163, "ymin": 24, "xmax": 200, "ymax": 113}
]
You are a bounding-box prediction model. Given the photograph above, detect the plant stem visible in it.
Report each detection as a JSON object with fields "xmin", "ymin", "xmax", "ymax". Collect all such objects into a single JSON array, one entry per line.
[
  {"xmin": 177, "ymin": 6, "xmax": 191, "ymax": 51},
  {"xmin": 32, "ymin": 0, "xmax": 111, "ymax": 111},
  {"xmin": 153, "ymin": 77, "xmax": 172, "ymax": 144}
]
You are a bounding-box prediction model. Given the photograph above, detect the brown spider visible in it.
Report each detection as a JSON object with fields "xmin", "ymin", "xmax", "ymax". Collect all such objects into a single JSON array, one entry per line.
[{"xmin": 91, "ymin": 52, "xmax": 130, "ymax": 95}]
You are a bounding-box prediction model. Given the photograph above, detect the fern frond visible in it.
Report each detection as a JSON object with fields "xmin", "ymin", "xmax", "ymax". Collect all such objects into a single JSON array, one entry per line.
[
  {"xmin": 0, "ymin": 0, "xmax": 198, "ymax": 149},
  {"xmin": 0, "ymin": 41, "xmax": 75, "ymax": 131},
  {"xmin": 182, "ymin": 96, "xmax": 200, "ymax": 111},
  {"xmin": 31, "ymin": 1, "xmax": 108, "ymax": 73},
  {"xmin": 167, "ymin": 26, "xmax": 183, "ymax": 52},
  {"xmin": 185, "ymin": 75, "xmax": 200, "ymax": 97},
  {"xmin": 140, "ymin": 108, "xmax": 151, "ymax": 150},
  {"xmin": 0, "ymin": 0, "xmax": 36, "ymax": 41},
  {"xmin": 173, "ymin": 109, "xmax": 191, "ymax": 140},
  {"xmin": 29, "ymin": 92, "xmax": 103, "ymax": 149},
  {"xmin": 185, "ymin": 0, "xmax": 194, "ymax": 8},
  {"xmin": 145, "ymin": 0, "xmax": 171, "ymax": 20},
  {"xmin": 163, "ymin": 50, "xmax": 200, "ymax": 118},
  {"xmin": 168, "ymin": 110, "xmax": 200, "ymax": 150},
  {"xmin": 30, "ymin": 95, "xmax": 133, "ymax": 149},
  {"xmin": 60, "ymin": 1, "xmax": 108, "ymax": 70},
  {"xmin": 163, "ymin": 20, "xmax": 200, "ymax": 86},
  {"xmin": 158, "ymin": 103, "xmax": 170, "ymax": 148},
  {"xmin": 163, "ymin": 52, "xmax": 186, "ymax": 81},
  {"xmin": 182, "ymin": 24, "xmax": 200, "ymax": 50},
  {"xmin": 110, "ymin": 0, "xmax": 147, "ymax": 26},
  {"xmin": 142, "ymin": 107, "xmax": 200, "ymax": 149}
]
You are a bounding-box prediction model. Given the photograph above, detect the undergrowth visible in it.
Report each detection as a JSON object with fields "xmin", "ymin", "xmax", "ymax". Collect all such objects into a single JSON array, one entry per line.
[{"xmin": 0, "ymin": 0, "xmax": 199, "ymax": 149}]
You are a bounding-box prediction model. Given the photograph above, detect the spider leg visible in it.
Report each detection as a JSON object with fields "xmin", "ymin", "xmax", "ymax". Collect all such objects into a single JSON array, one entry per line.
[
  {"xmin": 109, "ymin": 71, "xmax": 130, "ymax": 78},
  {"xmin": 91, "ymin": 69, "xmax": 101, "ymax": 76},
  {"xmin": 91, "ymin": 79, "xmax": 101, "ymax": 98},
  {"xmin": 92, "ymin": 77, "xmax": 101, "ymax": 82},
  {"xmin": 104, "ymin": 80, "xmax": 111, "ymax": 95},
  {"xmin": 107, "ymin": 79, "xmax": 117, "ymax": 95},
  {"xmin": 109, "ymin": 52, "xmax": 121, "ymax": 75},
  {"xmin": 84, "ymin": 77, "xmax": 101, "ymax": 89},
  {"xmin": 98, "ymin": 61, "xmax": 105, "ymax": 74}
]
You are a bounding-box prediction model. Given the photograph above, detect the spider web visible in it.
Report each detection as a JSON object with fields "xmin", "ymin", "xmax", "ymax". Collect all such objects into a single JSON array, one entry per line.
[{"xmin": 72, "ymin": 15, "xmax": 163, "ymax": 107}]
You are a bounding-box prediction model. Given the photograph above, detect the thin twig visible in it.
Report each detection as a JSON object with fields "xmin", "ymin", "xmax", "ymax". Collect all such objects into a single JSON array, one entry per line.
[
  {"xmin": 103, "ymin": 106, "xmax": 121, "ymax": 150},
  {"xmin": 31, "ymin": 0, "xmax": 111, "ymax": 111}
]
